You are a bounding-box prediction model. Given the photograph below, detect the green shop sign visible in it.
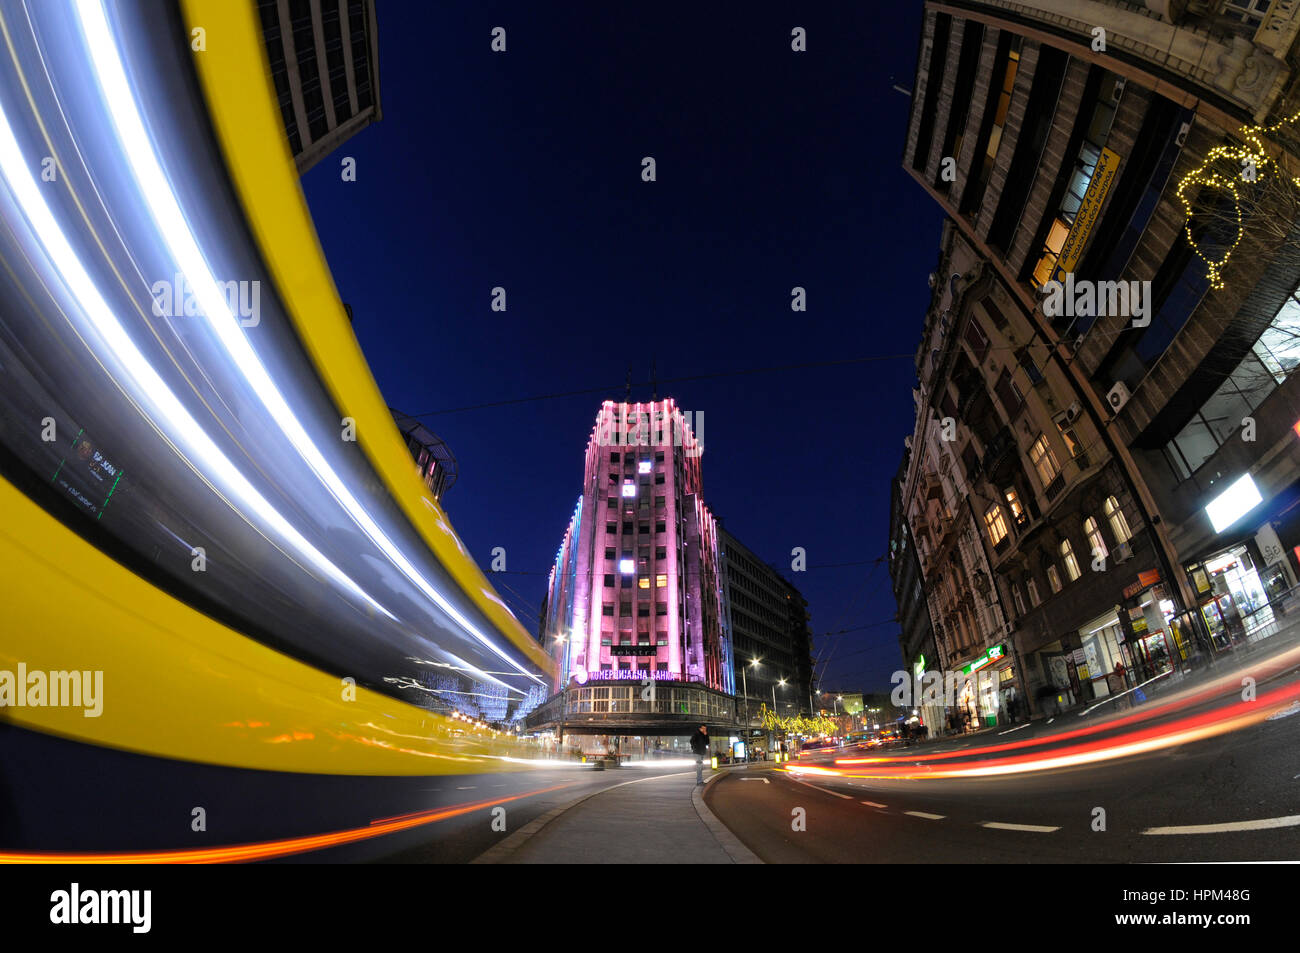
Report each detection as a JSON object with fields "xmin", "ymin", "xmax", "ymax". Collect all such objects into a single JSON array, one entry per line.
[{"xmin": 962, "ymin": 644, "xmax": 1006, "ymax": 675}]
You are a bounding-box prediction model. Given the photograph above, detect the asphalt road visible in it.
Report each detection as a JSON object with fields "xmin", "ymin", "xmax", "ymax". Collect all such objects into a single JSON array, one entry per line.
[{"xmin": 704, "ymin": 676, "xmax": 1300, "ymax": 863}]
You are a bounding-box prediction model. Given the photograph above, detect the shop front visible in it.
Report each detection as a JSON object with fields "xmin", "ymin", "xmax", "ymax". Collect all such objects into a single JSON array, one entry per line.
[
  {"xmin": 1120, "ymin": 570, "xmax": 1196, "ymax": 681},
  {"xmin": 955, "ymin": 643, "xmax": 1012, "ymax": 729},
  {"xmin": 1186, "ymin": 473, "xmax": 1300, "ymax": 651},
  {"xmin": 1075, "ymin": 608, "xmax": 1127, "ymax": 699}
]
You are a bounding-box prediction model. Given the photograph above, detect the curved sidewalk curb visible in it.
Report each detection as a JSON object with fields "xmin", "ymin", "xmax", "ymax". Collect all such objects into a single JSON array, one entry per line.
[
  {"xmin": 469, "ymin": 771, "xmax": 694, "ymax": 864},
  {"xmin": 693, "ymin": 774, "xmax": 764, "ymax": 864}
]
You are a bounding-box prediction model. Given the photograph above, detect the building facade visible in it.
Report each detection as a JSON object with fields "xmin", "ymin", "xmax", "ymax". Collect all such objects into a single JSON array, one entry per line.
[
  {"xmin": 530, "ymin": 400, "xmax": 736, "ymax": 753},
  {"xmin": 719, "ymin": 527, "xmax": 815, "ymax": 728},
  {"xmin": 900, "ymin": 0, "xmax": 1300, "ymax": 722},
  {"xmin": 257, "ymin": 0, "xmax": 382, "ymax": 173},
  {"xmin": 390, "ymin": 410, "xmax": 457, "ymax": 501},
  {"xmin": 889, "ymin": 449, "xmax": 942, "ymax": 734}
]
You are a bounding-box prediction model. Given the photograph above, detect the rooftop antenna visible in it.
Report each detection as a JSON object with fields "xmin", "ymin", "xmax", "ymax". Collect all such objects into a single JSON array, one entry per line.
[
  {"xmin": 625, "ymin": 364, "xmax": 632, "ymax": 402},
  {"xmin": 650, "ymin": 357, "xmax": 658, "ymax": 401}
]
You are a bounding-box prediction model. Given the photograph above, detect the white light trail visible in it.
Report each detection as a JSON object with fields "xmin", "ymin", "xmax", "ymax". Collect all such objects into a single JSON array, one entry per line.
[
  {"xmin": 0, "ymin": 77, "xmax": 385, "ymax": 618},
  {"xmin": 75, "ymin": 0, "xmax": 539, "ymax": 687}
]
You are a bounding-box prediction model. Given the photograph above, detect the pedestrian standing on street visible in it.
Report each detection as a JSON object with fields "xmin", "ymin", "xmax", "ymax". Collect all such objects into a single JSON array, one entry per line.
[{"xmin": 689, "ymin": 724, "xmax": 709, "ymax": 785}]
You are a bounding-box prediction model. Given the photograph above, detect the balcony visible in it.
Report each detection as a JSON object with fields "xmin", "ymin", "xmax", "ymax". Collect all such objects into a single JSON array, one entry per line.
[
  {"xmin": 922, "ymin": 469, "xmax": 943, "ymax": 501},
  {"xmin": 981, "ymin": 426, "xmax": 1015, "ymax": 478},
  {"xmin": 1256, "ymin": 0, "xmax": 1300, "ymax": 59}
]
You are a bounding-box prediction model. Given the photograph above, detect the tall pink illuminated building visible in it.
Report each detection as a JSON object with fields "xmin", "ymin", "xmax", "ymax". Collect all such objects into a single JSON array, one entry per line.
[{"xmin": 541, "ymin": 399, "xmax": 734, "ymax": 695}]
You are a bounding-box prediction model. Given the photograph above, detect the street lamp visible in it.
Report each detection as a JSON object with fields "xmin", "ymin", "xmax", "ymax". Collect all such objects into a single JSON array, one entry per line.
[{"xmin": 741, "ymin": 658, "xmax": 761, "ymax": 751}]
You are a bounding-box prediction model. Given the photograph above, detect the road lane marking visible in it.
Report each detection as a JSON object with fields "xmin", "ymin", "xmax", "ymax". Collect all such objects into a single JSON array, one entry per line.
[
  {"xmin": 904, "ymin": 811, "xmax": 945, "ymax": 820},
  {"xmin": 1143, "ymin": 815, "xmax": 1300, "ymax": 835},
  {"xmin": 740, "ymin": 778, "xmax": 770, "ymax": 784},
  {"xmin": 860, "ymin": 801, "xmax": 887, "ymax": 808},
  {"xmin": 998, "ymin": 724, "xmax": 1031, "ymax": 735},
  {"xmin": 811, "ymin": 785, "xmax": 853, "ymax": 799},
  {"xmin": 981, "ymin": 821, "xmax": 1060, "ymax": 833}
]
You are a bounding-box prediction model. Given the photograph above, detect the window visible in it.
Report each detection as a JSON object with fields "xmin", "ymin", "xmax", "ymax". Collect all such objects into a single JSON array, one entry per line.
[
  {"xmin": 656, "ymin": 546, "xmax": 666, "ymax": 559},
  {"xmin": 1084, "ymin": 516, "xmax": 1107, "ymax": 561},
  {"xmin": 605, "ymin": 547, "xmax": 615, "ymax": 559},
  {"xmin": 610, "ymin": 452, "xmax": 620, "ymax": 463},
  {"xmin": 603, "ymin": 573, "xmax": 615, "ymax": 587},
  {"xmin": 602, "ymin": 603, "xmax": 614, "ymax": 616},
  {"xmin": 964, "ymin": 319, "xmax": 990, "ymax": 363},
  {"xmin": 1061, "ymin": 539, "xmax": 1081, "ymax": 582},
  {"xmin": 656, "ymin": 573, "xmax": 668, "ymax": 588},
  {"xmin": 1012, "ymin": 584, "xmax": 1026, "ymax": 616},
  {"xmin": 656, "ymin": 521, "xmax": 666, "ymax": 534},
  {"xmin": 1027, "ymin": 577, "xmax": 1041, "ymax": 606},
  {"xmin": 1225, "ymin": 0, "xmax": 1272, "ymax": 30},
  {"xmin": 1055, "ymin": 417, "xmax": 1083, "ymax": 458},
  {"xmin": 1047, "ymin": 565, "xmax": 1063, "ymax": 593},
  {"xmin": 606, "ymin": 521, "xmax": 616, "ymax": 534},
  {"xmin": 1031, "ymin": 72, "xmax": 1123, "ymax": 289},
  {"xmin": 1004, "ymin": 488, "xmax": 1025, "ymax": 523},
  {"xmin": 994, "ymin": 368, "xmax": 1024, "ymax": 418},
  {"xmin": 1104, "ymin": 496, "xmax": 1132, "ymax": 544},
  {"xmin": 984, "ymin": 504, "xmax": 1009, "ymax": 545},
  {"xmin": 1029, "ymin": 434, "xmax": 1060, "ymax": 487},
  {"xmin": 1164, "ymin": 292, "xmax": 1300, "ymax": 477}
]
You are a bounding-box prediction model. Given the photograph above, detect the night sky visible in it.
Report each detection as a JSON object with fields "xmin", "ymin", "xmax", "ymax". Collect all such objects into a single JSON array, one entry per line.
[{"xmin": 301, "ymin": 1, "xmax": 943, "ymax": 694}]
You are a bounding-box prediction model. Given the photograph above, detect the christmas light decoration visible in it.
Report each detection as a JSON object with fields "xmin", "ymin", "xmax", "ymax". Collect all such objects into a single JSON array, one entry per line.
[{"xmin": 1177, "ymin": 109, "xmax": 1300, "ymax": 289}]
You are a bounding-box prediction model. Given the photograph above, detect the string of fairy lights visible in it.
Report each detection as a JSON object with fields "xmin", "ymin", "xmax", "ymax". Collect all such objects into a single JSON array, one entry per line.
[{"xmin": 1176, "ymin": 108, "xmax": 1300, "ymax": 289}]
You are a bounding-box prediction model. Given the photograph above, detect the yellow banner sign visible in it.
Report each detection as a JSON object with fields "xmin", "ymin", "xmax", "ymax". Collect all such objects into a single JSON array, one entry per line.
[{"xmin": 1056, "ymin": 146, "xmax": 1121, "ymax": 277}]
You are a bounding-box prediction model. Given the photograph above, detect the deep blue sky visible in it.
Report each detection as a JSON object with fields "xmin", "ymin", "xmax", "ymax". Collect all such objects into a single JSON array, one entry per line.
[{"xmin": 302, "ymin": 1, "xmax": 942, "ymax": 694}]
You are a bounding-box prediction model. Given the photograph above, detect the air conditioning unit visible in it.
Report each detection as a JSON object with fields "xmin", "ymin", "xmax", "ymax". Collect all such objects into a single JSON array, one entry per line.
[
  {"xmin": 1113, "ymin": 541, "xmax": 1133, "ymax": 564},
  {"xmin": 1064, "ymin": 401, "xmax": 1083, "ymax": 424},
  {"xmin": 1112, "ymin": 76, "xmax": 1126, "ymax": 103},
  {"xmin": 1175, "ymin": 120, "xmax": 1191, "ymax": 148},
  {"xmin": 1107, "ymin": 381, "xmax": 1131, "ymax": 414}
]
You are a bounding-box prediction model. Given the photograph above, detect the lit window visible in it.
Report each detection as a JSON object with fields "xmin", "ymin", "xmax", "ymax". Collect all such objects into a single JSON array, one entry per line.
[
  {"xmin": 638, "ymin": 576, "xmax": 650, "ymax": 589},
  {"xmin": 1029, "ymin": 434, "xmax": 1061, "ymax": 487},
  {"xmin": 984, "ymin": 504, "xmax": 1009, "ymax": 545},
  {"xmin": 1104, "ymin": 496, "xmax": 1132, "ymax": 544},
  {"xmin": 619, "ymin": 559, "xmax": 634, "ymax": 574},
  {"xmin": 1004, "ymin": 488, "xmax": 1025, "ymax": 522},
  {"xmin": 622, "ymin": 482, "xmax": 637, "ymax": 498},
  {"xmin": 656, "ymin": 574, "xmax": 668, "ymax": 588},
  {"xmin": 1047, "ymin": 565, "xmax": 1063, "ymax": 593},
  {"xmin": 1084, "ymin": 516, "xmax": 1107, "ymax": 560},
  {"xmin": 1061, "ymin": 539, "xmax": 1081, "ymax": 582},
  {"xmin": 638, "ymin": 460, "xmax": 652, "ymax": 474}
]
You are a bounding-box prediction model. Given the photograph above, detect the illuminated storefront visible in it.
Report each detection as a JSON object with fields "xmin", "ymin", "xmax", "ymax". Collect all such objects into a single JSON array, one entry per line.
[
  {"xmin": 1074, "ymin": 609, "xmax": 1126, "ymax": 698},
  {"xmin": 1120, "ymin": 571, "xmax": 1194, "ymax": 679},
  {"xmin": 954, "ymin": 644, "xmax": 1012, "ymax": 728}
]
